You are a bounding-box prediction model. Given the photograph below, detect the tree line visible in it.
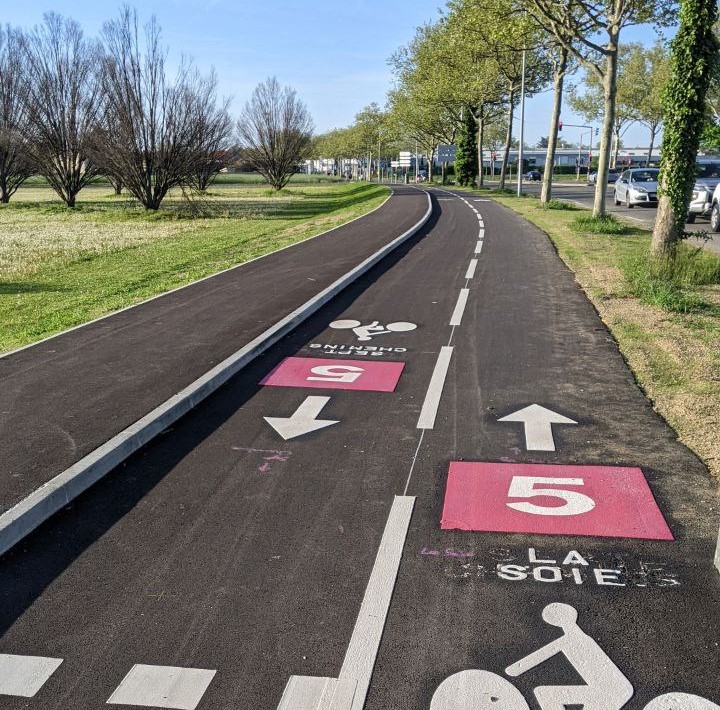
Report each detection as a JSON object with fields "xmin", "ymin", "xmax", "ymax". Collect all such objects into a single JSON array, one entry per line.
[
  {"xmin": 0, "ymin": 8, "xmax": 314, "ymax": 209},
  {"xmin": 314, "ymin": 0, "xmax": 719, "ymax": 256}
]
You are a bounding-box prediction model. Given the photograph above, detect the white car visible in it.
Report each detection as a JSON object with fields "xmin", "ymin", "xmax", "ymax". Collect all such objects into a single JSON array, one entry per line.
[{"xmin": 613, "ymin": 168, "xmax": 659, "ymax": 208}]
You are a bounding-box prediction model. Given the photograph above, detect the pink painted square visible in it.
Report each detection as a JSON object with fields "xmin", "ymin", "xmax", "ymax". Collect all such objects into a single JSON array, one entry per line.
[
  {"xmin": 441, "ymin": 461, "xmax": 673, "ymax": 540},
  {"xmin": 260, "ymin": 357, "xmax": 405, "ymax": 392}
]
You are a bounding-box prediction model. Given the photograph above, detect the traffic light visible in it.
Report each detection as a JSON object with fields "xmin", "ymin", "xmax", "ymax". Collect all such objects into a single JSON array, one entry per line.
[
  {"xmin": 595, "ymin": 127, "xmax": 599, "ymax": 136},
  {"xmin": 558, "ymin": 121, "xmax": 563, "ymax": 132}
]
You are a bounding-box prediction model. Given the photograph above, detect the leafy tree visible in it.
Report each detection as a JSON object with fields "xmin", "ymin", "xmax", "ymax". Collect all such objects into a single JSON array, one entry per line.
[
  {"xmin": 652, "ymin": 0, "xmax": 720, "ymax": 255},
  {"xmin": 0, "ymin": 25, "xmax": 34, "ymax": 203},
  {"xmin": 22, "ymin": 13, "xmax": 104, "ymax": 207},
  {"xmin": 627, "ymin": 42, "xmax": 670, "ymax": 165},
  {"xmin": 447, "ymin": 0, "xmax": 552, "ymax": 189},
  {"xmin": 456, "ymin": 108, "xmax": 478, "ymax": 185},
  {"xmin": 525, "ymin": 0, "xmax": 675, "ymax": 216},
  {"xmin": 237, "ymin": 77, "xmax": 313, "ymax": 190}
]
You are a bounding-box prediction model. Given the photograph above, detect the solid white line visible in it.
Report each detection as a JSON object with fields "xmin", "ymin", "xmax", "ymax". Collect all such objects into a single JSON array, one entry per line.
[
  {"xmin": 449, "ymin": 289, "xmax": 469, "ymax": 326},
  {"xmin": 338, "ymin": 496, "xmax": 416, "ymax": 710},
  {"xmin": 402, "ymin": 431, "xmax": 426, "ymax": 496},
  {"xmin": 417, "ymin": 346, "xmax": 453, "ymax": 430},
  {"xmin": 465, "ymin": 259, "xmax": 478, "ymax": 280},
  {"xmin": 475, "ymin": 241, "xmax": 483, "ymax": 254}
]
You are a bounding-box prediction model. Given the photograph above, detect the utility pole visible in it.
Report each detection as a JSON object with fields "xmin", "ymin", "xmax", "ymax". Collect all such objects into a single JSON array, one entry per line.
[{"xmin": 517, "ymin": 48, "xmax": 527, "ymax": 197}]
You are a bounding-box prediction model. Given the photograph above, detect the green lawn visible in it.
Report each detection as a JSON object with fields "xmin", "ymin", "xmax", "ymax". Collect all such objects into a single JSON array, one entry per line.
[{"xmin": 0, "ymin": 180, "xmax": 389, "ymax": 352}]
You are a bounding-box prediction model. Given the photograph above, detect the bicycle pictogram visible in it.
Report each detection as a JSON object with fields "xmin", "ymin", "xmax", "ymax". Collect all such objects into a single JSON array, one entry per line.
[
  {"xmin": 430, "ymin": 603, "xmax": 719, "ymax": 710},
  {"xmin": 328, "ymin": 319, "xmax": 417, "ymax": 341}
]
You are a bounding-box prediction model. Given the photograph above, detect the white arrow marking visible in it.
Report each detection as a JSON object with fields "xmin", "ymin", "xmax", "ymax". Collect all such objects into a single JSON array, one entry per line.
[
  {"xmin": 264, "ymin": 396, "xmax": 339, "ymax": 440},
  {"xmin": 498, "ymin": 404, "xmax": 577, "ymax": 451}
]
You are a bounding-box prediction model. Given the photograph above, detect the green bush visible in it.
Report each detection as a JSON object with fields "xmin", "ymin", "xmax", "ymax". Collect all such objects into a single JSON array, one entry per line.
[
  {"xmin": 544, "ymin": 199, "xmax": 577, "ymax": 211},
  {"xmin": 570, "ymin": 213, "xmax": 628, "ymax": 235}
]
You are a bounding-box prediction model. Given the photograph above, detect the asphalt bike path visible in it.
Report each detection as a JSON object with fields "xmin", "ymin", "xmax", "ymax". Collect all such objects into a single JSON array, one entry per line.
[
  {"xmin": 367, "ymin": 190, "xmax": 720, "ymax": 709},
  {"xmin": 0, "ymin": 193, "xmax": 477, "ymax": 708},
  {"xmin": 0, "ymin": 188, "xmax": 717, "ymax": 709},
  {"xmin": 0, "ymin": 186, "xmax": 428, "ymax": 542}
]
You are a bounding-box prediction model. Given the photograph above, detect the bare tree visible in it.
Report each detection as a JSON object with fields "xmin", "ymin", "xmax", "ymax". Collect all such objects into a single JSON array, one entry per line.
[
  {"xmin": 237, "ymin": 77, "xmax": 314, "ymax": 191},
  {"xmin": 97, "ymin": 7, "xmax": 230, "ymax": 210},
  {"xmin": 22, "ymin": 14, "xmax": 103, "ymax": 207},
  {"xmin": 190, "ymin": 70, "xmax": 233, "ymax": 192},
  {"xmin": 0, "ymin": 25, "xmax": 34, "ymax": 203}
]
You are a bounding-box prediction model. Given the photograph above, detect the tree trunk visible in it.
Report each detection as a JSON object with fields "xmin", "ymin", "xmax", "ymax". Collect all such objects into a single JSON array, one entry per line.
[
  {"xmin": 593, "ymin": 36, "xmax": 619, "ymax": 217},
  {"xmin": 612, "ymin": 124, "xmax": 621, "ymax": 169},
  {"xmin": 652, "ymin": 195, "xmax": 679, "ymax": 253},
  {"xmin": 476, "ymin": 106, "xmax": 485, "ymax": 188},
  {"xmin": 646, "ymin": 125, "xmax": 658, "ymax": 166},
  {"xmin": 499, "ymin": 90, "xmax": 515, "ymax": 190},
  {"xmin": 541, "ymin": 51, "xmax": 568, "ymax": 205}
]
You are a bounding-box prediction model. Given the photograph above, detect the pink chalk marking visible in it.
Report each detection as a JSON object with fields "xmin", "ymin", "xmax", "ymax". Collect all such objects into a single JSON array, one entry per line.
[
  {"xmin": 260, "ymin": 357, "xmax": 405, "ymax": 392},
  {"xmin": 441, "ymin": 461, "xmax": 673, "ymax": 540}
]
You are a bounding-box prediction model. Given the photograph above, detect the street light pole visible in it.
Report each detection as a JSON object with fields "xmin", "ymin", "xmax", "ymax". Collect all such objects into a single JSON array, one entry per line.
[{"xmin": 517, "ymin": 48, "xmax": 526, "ymax": 198}]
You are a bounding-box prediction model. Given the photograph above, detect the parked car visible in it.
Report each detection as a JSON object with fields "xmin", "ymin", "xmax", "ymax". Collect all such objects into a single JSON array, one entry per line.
[
  {"xmin": 587, "ymin": 168, "xmax": 622, "ymax": 185},
  {"xmin": 523, "ymin": 170, "xmax": 541, "ymax": 181},
  {"xmin": 686, "ymin": 162, "xmax": 720, "ymax": 222},
  {"xmin": 613, "ymin": 168, "xmax": 660, "ymax": 208}
]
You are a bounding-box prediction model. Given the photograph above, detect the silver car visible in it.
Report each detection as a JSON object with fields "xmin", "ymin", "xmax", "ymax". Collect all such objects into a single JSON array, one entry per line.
[
  {"xmin": 687, "ymin": 162, "xmax": 720, "ymax": 222},
  {"xmin": 613, "ymin": 168, "xmax": 659, "ymax": 208}
]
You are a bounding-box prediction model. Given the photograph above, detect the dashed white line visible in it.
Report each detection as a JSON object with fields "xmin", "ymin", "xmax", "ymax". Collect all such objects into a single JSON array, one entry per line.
[
  {"xmin": 449, "ymin": 289, "xmax": 470, "ymax": 326},
  {"xmin": 417, "ymin": 346, "xmax": 454, "ymax": 430},
  {"xmin": 465, "ymin": 259, "xmax": 478, "ymax": 279},
  {"xmin": 475, "ymin": 241, "xmax": 484, "ymax": 254}
]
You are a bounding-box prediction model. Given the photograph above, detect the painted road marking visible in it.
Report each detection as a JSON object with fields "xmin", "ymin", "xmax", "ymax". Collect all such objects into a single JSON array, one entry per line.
[
  {"xmin": 716, "ymin": 525, "xmax": 720, "ymax": 574},
  {"xmin": 441, "ymin": 461, "xmax": 674, "ymax": 540},
  {"xmin": 417, "ymin": 347, "xmax": 453, "ymax": 430},
  {"xmin": 264, "ymin": 396, "xmax": 339, "ymax": 440},
  {"xmin": 338, "ymin": 495, "xmax": 416, "ymax": 710},
  {"xmin": 0, "ymin": 654, "xmax": 63, "ymax": 697},
  {"xmin": 475, "ymin": 241, "xmax": 483, "ymax": 254},
  {"xmin": 329, "ymin": 319, "xmax": 416, "ymax": 341},
  {"xmin": 261, "ymin": 357, "xmax": 405, "ymax": 392},
  {"xmin": 465, "ymin": 259, "xmax": 478, "ymax": 280},
  {"xmin": 431, "ymin": 603, "xmax": 633, "ymax": 710},
  {"xmin": 498, "ymin": 404, "xmax": 577, "ymax": 451},
  {"xmin": 107, "ymin": 664, "xmax": 216, "ymax": 710},
  {"xmin": 478, "ymin": 228, "xmax": 485, "ymax": 239},
  {"xmin": 449, "ymin": 289, "xmax": 470, "ymax": 326},
  {"xmin": 276, "ymin": 497, "xmax": 415, "ymax": 710}
]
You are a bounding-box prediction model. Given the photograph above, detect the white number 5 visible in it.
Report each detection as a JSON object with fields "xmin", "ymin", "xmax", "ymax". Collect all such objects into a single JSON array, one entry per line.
[{"xmin": 506, "ymin": 476, "xmax": 596, "ymax": 516}]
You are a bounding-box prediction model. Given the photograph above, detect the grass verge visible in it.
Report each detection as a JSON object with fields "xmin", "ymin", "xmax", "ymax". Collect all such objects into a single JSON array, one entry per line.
[
  {"xmin": 484, "ymin": 192, "xmax": 720, "ymax": 481},
  {"xmin": 0, "ymin": 181, "xmax": 389, "ymax": 352}
]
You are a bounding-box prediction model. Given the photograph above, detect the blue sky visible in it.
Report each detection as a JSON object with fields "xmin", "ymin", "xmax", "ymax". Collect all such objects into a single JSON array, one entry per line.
[{"xmin": 5, "ymin": 1, "xmax": 663, "ymax": 148}]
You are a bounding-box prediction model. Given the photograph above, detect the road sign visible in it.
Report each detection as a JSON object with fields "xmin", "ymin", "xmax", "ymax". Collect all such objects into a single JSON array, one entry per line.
[
  {"xmin": 398, "ymin": 151, "xmax": 413, "ymax": 168},
  {"xmin": 440, "ymin": 461, "xmax": 673, "ymax": 540},
  {"xmin": 260, "ymin": 357, "xmax": 405, "ymax": 392}
]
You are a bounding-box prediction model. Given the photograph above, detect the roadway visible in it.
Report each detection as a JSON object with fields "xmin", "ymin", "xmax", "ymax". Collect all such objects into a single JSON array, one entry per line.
[
  {"xmin": 517, "ymin": 179, "xmax": 720, "ymax": 255},
  {"xmin": 0, "ymin": 188, "xmax": 718, "ymax": 709}
]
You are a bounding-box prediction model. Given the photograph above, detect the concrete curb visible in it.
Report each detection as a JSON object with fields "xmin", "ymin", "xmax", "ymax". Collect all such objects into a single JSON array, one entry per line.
[{"xmin": 0, "ymin": 192, "xmax": 433, "ymax": 556}]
